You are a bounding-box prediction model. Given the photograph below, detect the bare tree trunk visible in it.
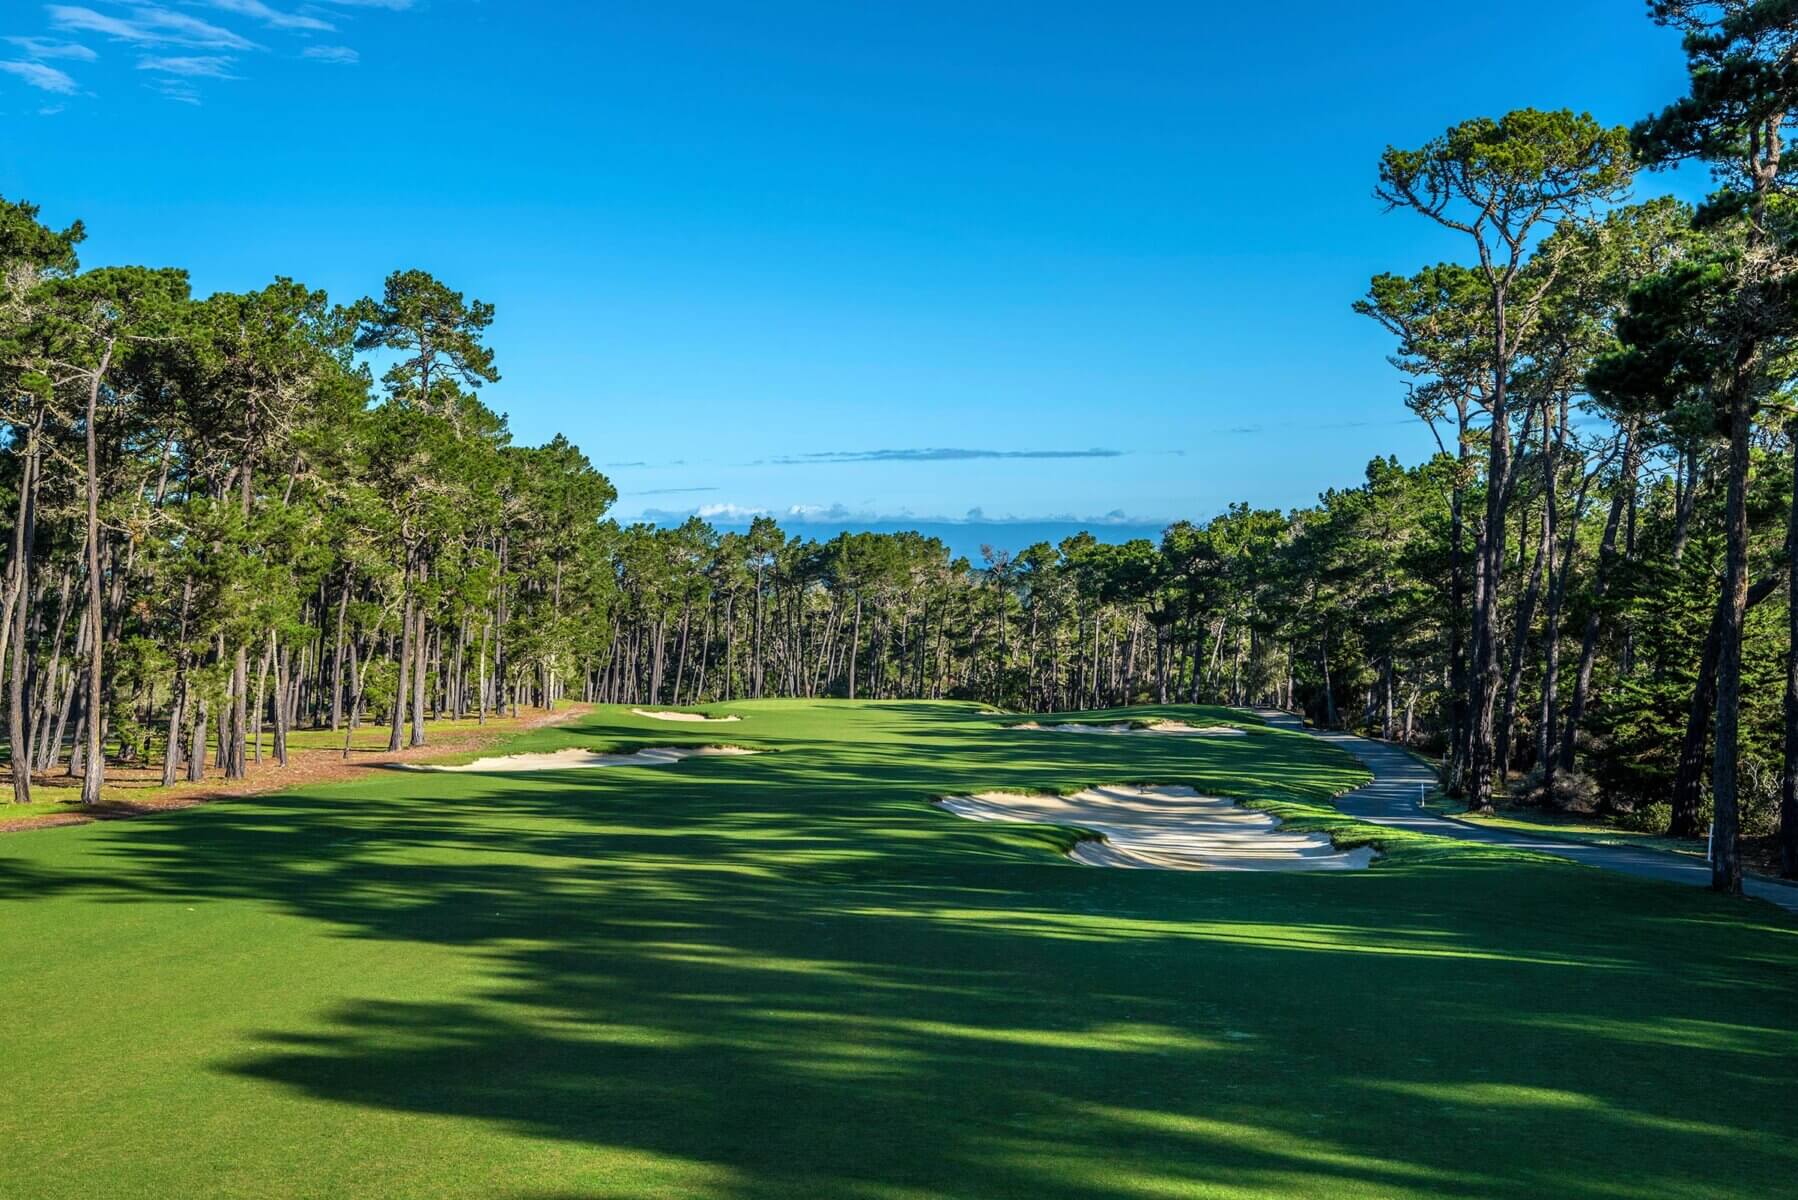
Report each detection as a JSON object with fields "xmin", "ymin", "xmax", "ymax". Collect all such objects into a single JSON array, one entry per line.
[
  {"xmin": 390, "ymin": 565, "xmax": 413, "ymax": 752},
  {"xmin": 161, "ymin": 577, "xmax": 193, "ymax": 787},
  {"xmin": 329, "ymin": 573, "xmax": 349, "ymax": 731},
  {"xmin": 79, "ymin": 346, "xmax": 113, "ymax": 806},
  {"xmin": 252, "ymin": 635, "xmax": 272, "ymax": 764},
  {"xmin": 848, "ymin": 593, "xmax": 862, "ymax": 700},
  {"xmin": 228, "ymin": 646, "xmax": 249, "ymax": 778},
  {"xmin": 1558, "ymin": 427, "xmax": 1640, "ymax": 773},
  {"xmin": 8, "ymin": 438, "xmax": 38, "ymax": 803},
  {"xmin": 1711, "ymin": 384, "xmax": 1754, "ymax": 894},
  {"xmin": 1497, "ymin": 505, "xmax": 1547, "ymax": 780},
  {"xmin": 409, "ymin": 566, "xmax": 427, "ymax": 747},
  {"xmin": 1782, "ymin": 424, "xmax": 1798, "ymax": 878},
  {"xmin": 273, "ymin": 638, "xmax": 290, "ymax": 766},
  {"xmin": 188, "ymin": 696, "xmax": 209, "ymax": 782}
]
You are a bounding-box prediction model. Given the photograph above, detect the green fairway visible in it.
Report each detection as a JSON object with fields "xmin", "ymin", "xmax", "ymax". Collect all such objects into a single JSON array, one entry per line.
[{"xmin": 2, "ymin": 701, "xmax": 1794, "ymax": 1199}]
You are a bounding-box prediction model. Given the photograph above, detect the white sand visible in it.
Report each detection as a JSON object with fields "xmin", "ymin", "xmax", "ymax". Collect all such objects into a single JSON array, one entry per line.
[
  {"xmin": 401, "ymin": 745, "xmax": 758, "ymax": 773},
  {"xmin": 937, "ymin": 784, "xmax": 1373, "ymax": 871},
  {"xmin": 1012, "ymin": 720, "xmax": 1246, "ymax": 737},
  {"xmin": 630, "ymin": 709, "xmax": 742, "ymax": 723}
]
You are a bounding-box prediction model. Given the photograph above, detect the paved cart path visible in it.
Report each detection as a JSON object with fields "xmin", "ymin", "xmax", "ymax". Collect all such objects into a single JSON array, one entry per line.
[{"xmin": 1253, "ymin": 709, "xmax": 1798, "ymax": 915}]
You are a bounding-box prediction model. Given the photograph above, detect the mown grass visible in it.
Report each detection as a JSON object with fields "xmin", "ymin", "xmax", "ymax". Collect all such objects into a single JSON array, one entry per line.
[{"xmin": 1, "ymin": 700, "xmax": 1793, "ymax": 1199}]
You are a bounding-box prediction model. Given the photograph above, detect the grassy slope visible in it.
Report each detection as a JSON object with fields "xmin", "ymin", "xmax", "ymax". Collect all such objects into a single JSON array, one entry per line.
[{"xmin": 1, "ymin": 700, "xmax": 1793, "ymax": 1200}]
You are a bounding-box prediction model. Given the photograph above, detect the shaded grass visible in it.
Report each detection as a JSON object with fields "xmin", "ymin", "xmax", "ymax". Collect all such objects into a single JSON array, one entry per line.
[
  {"xmin": 1420, "ymin": 793, "xmax": 1704, "ymax": 859},
  {"xmin": 1, "ymin": 700, "xmax": 1794, "ymax": 1199}
]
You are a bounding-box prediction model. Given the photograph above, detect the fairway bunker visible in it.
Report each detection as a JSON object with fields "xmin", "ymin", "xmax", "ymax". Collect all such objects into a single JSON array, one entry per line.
[
  {"xmin": 398, "ymin": 745, "xmax": 758, "ymax": 773},
  {"xmin": 937, "ymin": 784, "xmax": 1374, "ymax": 871},
  {"xmin": 1012, "ymin": 720, "xmax": 1246, "ymax": 737},
  {"xmin": 630, "ymin": 708, "xmax": 742, "ymax": 722}
]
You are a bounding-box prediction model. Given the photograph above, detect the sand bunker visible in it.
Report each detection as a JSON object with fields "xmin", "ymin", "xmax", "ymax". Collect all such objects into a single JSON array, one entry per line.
[
  {"xmin": 630, "ymin": 709, "xmax": 742, "ymax": 723},
  {"xmin": 937, "ymin": 784, "xmax": 1373, "ymax": 871},
  {"xmin": 401, "ymin": 746, "xmax": 757, "ymax": 773},
  {"xmin": 1013, "ymin": 720, "xmax": 1246, "ymax": 737}
]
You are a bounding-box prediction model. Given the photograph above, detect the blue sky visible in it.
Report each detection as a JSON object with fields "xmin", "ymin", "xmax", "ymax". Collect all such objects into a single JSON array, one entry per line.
[{"xmin": 0, "ymin": 1, "xmax": 1704, "ymax": 548}]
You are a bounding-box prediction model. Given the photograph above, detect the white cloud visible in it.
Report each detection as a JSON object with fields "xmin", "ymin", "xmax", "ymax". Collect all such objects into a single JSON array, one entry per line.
[
  {"xmin": 300, "ymin": 44, "xmax": 358, "ymax": 64},
  {"xmin": 786, "ymin": 503, "xmax": 867, "ymax": 522},
  {"xmin": 695, "ymin": 503, "xmax": 771, "ymax": 520},
  {"xmin": 47, "ymin": 5, "xmax": 259, "ymax": 50},
  {"xmin": 201, "ymin": 0, "xmax": 332, "ymax": 32},
  {"xmin": 0, "ymin": 58, "xmax": 78, "ymax": 92},
  {"xmin": 6, "ymin": 36, "xmax": 96, "ymax": 60},
  {"xmin": 138, "ymin": 54, "xmax": 237, "ymax": 77}
]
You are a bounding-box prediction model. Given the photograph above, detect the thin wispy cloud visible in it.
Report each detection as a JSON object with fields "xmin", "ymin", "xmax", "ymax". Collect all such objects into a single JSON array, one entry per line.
[
  {"xmin": 200, "ymin": 0, "xmax": 332, "ymax": 32},
  {"xmin": 43, "ymin": 6, "xmax": 143, "ymax": 42},
  {"xmin": 12, "ymin": 0, "xmax": 411, "ymax": 106},
  {"xmin": 772, "ymin": 447, "xmax": 1125, "ymax": 465},
  {"xmin": 138, "ymin": 54, "xmax": 237, "ymax": 77},
  {"xmin": 639, "ymin": 501, "xmax": 1165, "ymax": 528},
  {"xmin": 47, "ymin": 5, "xmax": 258, "ymax": 50},
  {"xmin": 631, "ymin": 486, "xmax": 721, "ymax": 497},
  {"xmin": 6, "ymin": 36, "xmax": 96, "ymax": 60},
  {"xmin": 0, "ymin": 58, "xmax": 78, "ymax": 92},
  {"xmin": 1208, "ymin": 416, "xmax": 1415, "ymax": 437},
  {"xmin": 148, "ymin": 75, "xmax": 200, "ymax": 103}
]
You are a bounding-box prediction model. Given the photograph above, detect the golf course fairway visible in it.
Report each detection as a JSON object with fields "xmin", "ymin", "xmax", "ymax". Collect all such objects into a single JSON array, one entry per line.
[{"xmin": 2, "ymin": 701, "xmax": 1793, "ymax": 1199}]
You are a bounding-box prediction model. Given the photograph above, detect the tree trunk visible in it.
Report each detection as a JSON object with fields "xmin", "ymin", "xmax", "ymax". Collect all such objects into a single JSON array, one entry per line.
[
  {"xmin": 1782, "ymin": 423, "xmax": 1798, "ymax": 879},
  {"xmin": 409, "ymin": 569, "xmax": 427, "ymax": 747},
  {"xmin": 329, "ymin": 573, "xmax": 349, "ymax": 731},
  {"xmin": 161, "ymin": 577, "xmax": 194, "ymax": 787},
  {"xmin": 1711, "ymin": 384, "xmax": 1754, "ymax": 894},
  {"xmin": 848, "ymin": 593, "xmax": 862, "ymax": 700},
  {"xmin": 390, "ymin": 575, "xmax": 414, "ymax": 752},
  {"xmin": 273, "ymin": 638, "xmax": 290, "ymax": 766},
  {"xmin": 1466, "ymin": 307, "xmax": 1521, "ymax": 814},
  {"xmin": 8, "ymin": 438, "xmax": 38, "ymax": 804},
  {"xmin": 79, "ymin": 346, "xmax": 112, "ymax": 805}
]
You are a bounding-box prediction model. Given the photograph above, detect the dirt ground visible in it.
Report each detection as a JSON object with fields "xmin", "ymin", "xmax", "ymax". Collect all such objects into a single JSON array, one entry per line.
[{"xmin": 0, "ymin": 705, "xmax": 590, "ymax": 834}]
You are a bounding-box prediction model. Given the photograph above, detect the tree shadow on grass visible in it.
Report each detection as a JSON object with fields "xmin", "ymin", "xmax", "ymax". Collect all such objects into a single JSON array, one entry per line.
[{"xmin": 4, "ymin": 703, "xmax": 1797, "ymax": 1197}]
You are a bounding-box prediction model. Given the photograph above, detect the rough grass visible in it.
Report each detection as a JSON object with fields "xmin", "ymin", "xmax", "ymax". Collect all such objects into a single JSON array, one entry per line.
[{"xmin": 1, "ymin": 700, "xmax": 1794, "ymax": 1199}]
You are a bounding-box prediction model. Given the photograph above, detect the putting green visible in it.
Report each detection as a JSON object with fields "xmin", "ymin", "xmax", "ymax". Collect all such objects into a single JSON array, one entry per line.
[{"xmin": 1, "ymin": 701, "xmax": 1793, "ymax": 1199}]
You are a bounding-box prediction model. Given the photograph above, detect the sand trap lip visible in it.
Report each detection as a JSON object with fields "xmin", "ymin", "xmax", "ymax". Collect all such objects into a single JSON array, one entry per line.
[
  {"xmin": 1012, "ymin": 720, "xmax": 1246, "ymax": 737},
  {"xmin": 397, "ymin": 746, "xmax": 758, "ymax": 773},
  {"xmin": 937, "ymin": 784, "xmax": 1373, "ymax": 871},
  {"xmin": 630, "ymin": 709, "xmax": 742, "ymax": 723}
]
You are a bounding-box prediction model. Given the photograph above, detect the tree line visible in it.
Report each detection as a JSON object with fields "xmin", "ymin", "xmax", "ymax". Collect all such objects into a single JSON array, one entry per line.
[
  {"xmin": 571, "ymin": 1, "xmax": 1798, "ymax": 895},
  {"xmin": 5, "ymin": 1, "xmax": 1798, "ymax": 899},
  {"xmin": 0, "ymin": 211, "xmax": 620, "ymax": 808}
]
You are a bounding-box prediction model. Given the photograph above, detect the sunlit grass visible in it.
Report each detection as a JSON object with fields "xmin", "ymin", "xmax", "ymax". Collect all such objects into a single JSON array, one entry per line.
[{"xmin": 0, "ymin": 699, "xmax": 1793, "ymax": 1199}]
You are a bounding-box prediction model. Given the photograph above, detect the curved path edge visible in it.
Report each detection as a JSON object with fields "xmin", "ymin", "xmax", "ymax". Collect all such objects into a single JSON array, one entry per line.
[{"xmin": 1251, "ymin": 708, "xmax": 1798, "ymax": 915}]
